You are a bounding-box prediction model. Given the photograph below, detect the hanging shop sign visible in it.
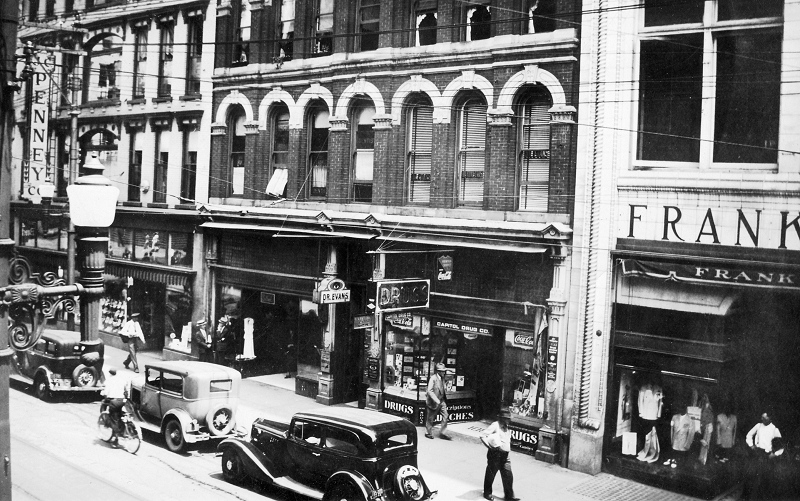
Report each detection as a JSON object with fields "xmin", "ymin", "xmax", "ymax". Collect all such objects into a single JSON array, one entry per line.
[
  {"xmin": 354, "ymin": 315, "xmax": 374, "ymax": 330},
  {"xmin": 545, "ymin": 337, "xmax": 558, "ymax": 392},
  {"xmin": 24, "ymin": 54, "xmax": 56, "ymax": 198},
  {"xmin": 385, "ymin": 312, "xmax": 413, "ymax": 328},
  {"xmin": 434, "ymin": 319, "xmax": 491, "ymax": 336},
  {"xmin": 313, "ymin": 278, "xmax": 351, "ymax": 304},
  {"xmin": 367, "ymin": 357, "xmax": 380, "ymax": 381},
  {"xmin": 376, "ymin": 279, "xmax": 429, "ymax": 312},
  {"xmin": 437, "ymin": 255, "xmax": 453, "ymax": 281}
]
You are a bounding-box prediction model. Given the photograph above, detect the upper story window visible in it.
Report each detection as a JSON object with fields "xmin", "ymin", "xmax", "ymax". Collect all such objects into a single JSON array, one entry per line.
[
  {"xmin": 358, "ymin": 0, "xmax": 380, "ymax": 51},
  {"xmin": 527, "ymin": 0, "xmax": 556, "ymax": 33},
  {"xmin": 229, "ymin": 108, "xmax": 246, "ymax": 196},
  {"xmin": 279, "ymin": 0, "xmax": 295, "ymax": 61},
  {"xmin": 414, "ymin": 1, "xmax": 437, "ymax": 46},
  {"xmin": 154, "ymin": 130, "xmax": 169, "ymax": 204},
  {"xmin": 636, "ymin": 0, "xmax": 782, "ymax": 169},
  {"xmin": 85, "ymin": 37, "xmax": 122, "ymax": 102},
  {"xmin": 45, "ymin": 0, "xmax": 55, "ymax": 17},
  {"xmin": 456, "ymin": 97, "xmax": 487, "ymax": 207},
  {"xmin": 29, "ymin": 0, "xmax": 39, "ymax": 21},
  {"xmin": 129, "ymin": 134, "xmax": 142, "ymax": 202},
  {"xmin": 158, "ymin": 21, "xmax": 175, "ymax": 97},
  {"xmin": 186, "ymin": 14, "xmax": 203, "ymax": 94},
  {"xmin": 308, "ymin": 105, "xmax": 330, "ymax": 198},
  {"xmin": 406, "ymin": 99, "xmax": 433, "ymax": 204},
  {"xmin": 181, "ymin": 130, "xmax": 198, "ymax": 202},
  {"xmin": 314, "ymin": 0, "xmax": 334, "ymax": 55},
  {"xmin": 133, "ymin": 27, "xmax": 148, "ymax": 99},
  {"xmin": 234, "ymin": 0, "xmax": 251, "ymax": 65},
  {"xmin": 466, "ymin": 4, "xmax": 491, "ymax": 41},
  {"xmin": 517, "ymin": 89, "xmax": 552, "ymax": 211},
  {"xmin": 266, "ymin": 108, "xmax": 290, "ymax": 198},
  {"xmin": 351, "ymin": 102, "xmax": 375, "ymax": 203}
]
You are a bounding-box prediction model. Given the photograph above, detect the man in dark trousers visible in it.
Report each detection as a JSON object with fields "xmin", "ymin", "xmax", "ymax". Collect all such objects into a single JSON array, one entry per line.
[
  {"xmin": 121, "ymin": 313, "xmax": 145, "ymax": 373},
  {"xmin": 425, "ymin": 363, "xmax": 451, "ymax": 440},
  {"xmin": 481, "ymin": 409, "xmax": 520, "ymax": 501}
]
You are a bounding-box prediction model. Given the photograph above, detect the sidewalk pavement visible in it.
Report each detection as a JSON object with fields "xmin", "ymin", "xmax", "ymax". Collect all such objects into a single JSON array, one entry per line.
[{"xmin": 106, "ymin": 347, "xmax": 735, "ymax": 501}]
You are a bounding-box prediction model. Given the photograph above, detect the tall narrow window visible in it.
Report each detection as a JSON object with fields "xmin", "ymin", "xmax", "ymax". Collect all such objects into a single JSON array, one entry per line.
[
  {"xmin": 314, "ymin": 0, "xmax": 334, "ymax": 55},
  {"xmin": 266, "ymin": 109, "xmax": 290, "ymax": 198},
  {"xmin": 416, "ymin": 11, "xmax": 437, "ymax": 46},
  {"xmin": 45, "ymin": 0, "xmax": 54, "ymax": 17},
  {"xmin": 229, "ymin": 109, "xmax": 246, "ymax": 196},
  {"xmin": 527, "ymin": 0, "xmax": 556, "ymax": 33},
  {"xmin": 235, "ymin": 0, "xmax": 251, "ymax": 64},
  {"xmin": 308, "ymin": 106, "xmax": 330, "ymax": 198},
  {"xmin": 406, "ymin": 101, "xmax": 433, "ymax": 204},
  {"xmin": 129, "ymin": 134, "xmax": 142, "ymax": 202},
  {"xmin": 29, "ymin": 0, "xmax": 39, "ymax": 21},
  {"xmin": 180, "ymin": 130, "xmax": 198, "ymax": 202},
  {"xmin": 158, "ymin": 21, "xmax": 174, "ymax": 97},
  {"xmin": 359, "ymin": 0, "xmax": 380, "ymax": 51},
  {"xmin": 517, "ymin": 91, "xmax": 551, "ymax": 211},
  {"xmin": 456, "ymin": 98, "xmax": 486, "ymax": 206},
  {"xmin": 352, "ymin": 103, "xmax": 375, "ymax": 202},
  {"xmin": 154, "ymin": 131, "xmax": 168, "ymax": 203},
  {"xmin": 279, "ymin": 0, "xmax": 295, "ymax": 60},
  {"xmin": 185, "ymin": 15, "xmax": 203, "ymax": 94},
  {"xmin": 133, "ymin": 27, "xmax": 147, "ymax": 99},
  {"xmin": 466, "ymin": 5, "xmax": 491, "ymax": 41}
]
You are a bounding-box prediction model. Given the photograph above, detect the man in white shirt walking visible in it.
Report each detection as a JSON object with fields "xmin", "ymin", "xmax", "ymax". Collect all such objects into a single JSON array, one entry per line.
[
  {"xmin": 743, "ymin": 412, "xmax": 782, "ymax": 500},
  {"xmin": 747, "ymin": 412, "xmax": 782, "ymax": 454},
  {"xmin": 481, "ymin": 409, "xmax": 520, "ymax": 501}
]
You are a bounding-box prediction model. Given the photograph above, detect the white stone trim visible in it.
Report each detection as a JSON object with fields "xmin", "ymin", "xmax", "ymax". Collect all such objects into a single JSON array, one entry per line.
[
  {"xmin": 390, "ymin": 75, "xmax": 446, "ymax": 124},
  {"xmin": 335, "ymin": 77, "xmax": 386, "ymax": 117},
  {"xmin": 496, "ymin": 65, "xmax": 567, "ymax": 115},
  {"xmin": 439, "ymin": 70, "xmax": 494, "ymax": 123},
  {"xmin": 258, "ymin": 87, "xmax": 296, "ymax": 130},
  {"xmin": 292, "ymin": 82, "xmax": 335, "ymax": 129},
  {"xmin": 215, "ymin": 90, "xmax": 255, "ymax": 124}
]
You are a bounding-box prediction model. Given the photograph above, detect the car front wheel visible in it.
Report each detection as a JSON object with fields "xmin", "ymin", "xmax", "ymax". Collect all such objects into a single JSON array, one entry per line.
[
  {"xmin": 163, "ymin": 419, "xmax": 186, "ymax": 453},
  {"xmin": 34, "ymin": 373, "xmax": 50, "ymax": 401},
  {"xmin": 221, "ymin": 448, "xmax": 245, "ymax": 483}
]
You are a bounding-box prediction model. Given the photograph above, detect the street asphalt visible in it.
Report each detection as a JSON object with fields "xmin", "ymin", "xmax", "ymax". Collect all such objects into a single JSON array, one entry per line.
[{"xmin": 92, "ymin": 347, "xmax": 727, "ymax": 501}]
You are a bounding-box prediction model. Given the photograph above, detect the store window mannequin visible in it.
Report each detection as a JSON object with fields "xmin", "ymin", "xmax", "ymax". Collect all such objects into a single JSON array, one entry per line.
[
  {"xmin": 664, "ymin": 404, "xmax": 693, "ymax": 468},
  {"xmin": 698, "ymin": 393, "xmax": 714, "ymax": 465},
  {"xmin": 637, "ymin": 380, "xmax": 663, "ymax": 463},
  {"xmin": 715, "ymin": 404, "xmax": 737, "ymax": 462}
]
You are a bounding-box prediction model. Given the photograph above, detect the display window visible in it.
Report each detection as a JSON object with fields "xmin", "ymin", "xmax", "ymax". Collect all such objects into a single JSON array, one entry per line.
[{"xmin": 503, "ymin": 328, "xmax": 546, "ymax": 420}]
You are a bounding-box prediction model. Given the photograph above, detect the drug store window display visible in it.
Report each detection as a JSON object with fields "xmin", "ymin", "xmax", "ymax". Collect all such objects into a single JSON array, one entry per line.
[{"xmin": 381, "ymin": 314, "xmax": 479, "ymax": 425}]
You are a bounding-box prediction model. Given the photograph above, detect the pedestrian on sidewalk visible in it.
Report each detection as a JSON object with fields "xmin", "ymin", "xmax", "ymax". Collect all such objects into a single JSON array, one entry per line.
[
  {"xmin": 425, "ymin": 363, "xmax": 451, "ymax": 440},
  {"xmin": 481, "ymin": 409, "xmax": 519, "ymax": 501},
  {"xmin": 121, "ymin": 313, "xmax": 145, "ymax": 373}
]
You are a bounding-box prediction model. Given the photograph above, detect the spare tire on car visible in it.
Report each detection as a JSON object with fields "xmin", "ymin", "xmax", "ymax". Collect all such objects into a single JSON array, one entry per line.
[
  {"xmin": 206, "ymin": 405, "xmax": 236, "ymax": 436},
  {"xmin": 72, "ymin": 364, "xmax": 99, "ymax": 387}
]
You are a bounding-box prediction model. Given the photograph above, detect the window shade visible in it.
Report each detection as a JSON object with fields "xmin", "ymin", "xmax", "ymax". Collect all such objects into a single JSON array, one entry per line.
[{"xmin": 408, "ymin": 106, "xmax": 433, "ymax": 203}]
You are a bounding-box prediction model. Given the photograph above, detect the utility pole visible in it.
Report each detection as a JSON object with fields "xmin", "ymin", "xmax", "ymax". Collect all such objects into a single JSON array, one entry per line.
[{"xmin": 0, "ymin": 0, "xmax": 19, "ymax": 498}]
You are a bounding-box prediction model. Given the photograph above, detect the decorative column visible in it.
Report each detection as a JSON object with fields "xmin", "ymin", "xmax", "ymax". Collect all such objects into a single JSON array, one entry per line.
[
  {"xmin": 535, "ymin": 243, "xmax": 569, "ymax": 464},
  {"xmin": 487, "ymin": 109, "xmax": 514, "ymax": 211},
  {"xmin": 371, "ymin": 114, "xmax": 393, "ymax": 204},
  {"xmin": 327, "ymin": 116, "xmax": 350, "ymax": 204},
  {"xmin": 364, "ymin": 252, "xmax": 386, "ymax": 411},
  {"xmin": 316, "ymin": 245, "xmax": 338, "ymax": 405}
]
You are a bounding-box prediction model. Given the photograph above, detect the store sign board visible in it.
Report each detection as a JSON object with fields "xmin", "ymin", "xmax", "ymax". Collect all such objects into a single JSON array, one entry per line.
[
  {"xmin": 376, "ymin": 279, "xmax": 429, "ymax": 312},
  {"xmin": 382, "ymin": 394, "xmax": 417, "ymax": 421},
  {"xmin": 385, "ymin": 312, "xmax": 413, "ymax": 327},
  {"xmin": 622, "ymin": 258, "xmax": 800, "ymax": 290},
  {"xmin": 25, "ymin": 54, "xmax": 56, "ymax": 198},
  {"xmin": 314, "ymin": 278, "xmax": 351, "ymax": 304},
  {"xmin": 434, "ymin": 320, "xmax": 491, "ymax": 336},
  {"xmin": 545, "ymin": 337, "xmax": 558, "ymax": 392},
  {"xmin": 508, "ymin": 422, "xmax": 540, "ymax": 456},
  {"xmin": 354, "ymin": 315, "xmax": 374, "ymax": 329},
  {"xmin": 620, "ymin": 197, "xmax": 800, "ymax": 251},
  {"xmin": 367, "ymin": 357, "xmax": 380, "ymax": 381}
]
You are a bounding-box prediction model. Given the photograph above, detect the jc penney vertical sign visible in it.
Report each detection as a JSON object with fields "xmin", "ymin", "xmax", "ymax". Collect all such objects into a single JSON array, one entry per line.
[{"xmin": 25, "ymin": 54, "xmax": 55, "ymax": 197}]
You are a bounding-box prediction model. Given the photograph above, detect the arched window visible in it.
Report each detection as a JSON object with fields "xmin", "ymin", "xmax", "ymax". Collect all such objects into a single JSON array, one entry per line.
[
  {"xmin": 351, "ymin": 102, "xmax": 375, "ymax": 203},
  {"xmin": 456, "ymin": 97, "xmax": 487, "ymax": 206},
  {"xmin": 517, "ymin": 89, "xmax": 552, "ymax": 211},
  {"xmin": 266, "ymin": 107, "xmax": 290, "ymax": 198},
  {"xmin": 308, "ymin": 105, "xmax": 330, "ymax": 199},
  {"xmin": 228, "ymin": 107, "xmax": 246, "ymax": 196},
  {"xmin": 406, "ymin": 98, "xmax": 433, "ymax": 204},
  {"xmin": 416, "ymin": 12, "xmax": 437, "ymax": 46},
  {"xmin": 466, "ymin": 5, "xmax": 491, "ymax": 41}
]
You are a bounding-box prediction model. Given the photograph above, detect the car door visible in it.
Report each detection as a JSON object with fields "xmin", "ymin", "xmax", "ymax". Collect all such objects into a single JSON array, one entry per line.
[
  {"xmin": 285, "ymin": 419, "xmax": 327, "ymax": 488},
  {"xmin": 320, "ymin": 426, "xmax": 365, "ymax": 478},
  {"xmin": 158, "ymin": 370, "xmax": 184, "ymax": 418},
  {"xmin": 139, "ymin": 367, "xmax": 163, "ymax": 419}
]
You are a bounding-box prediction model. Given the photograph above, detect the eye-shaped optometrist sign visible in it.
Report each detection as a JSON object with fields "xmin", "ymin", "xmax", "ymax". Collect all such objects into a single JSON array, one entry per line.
[{"xmin": 314, "ymin": 277, "xmax": 351, "ymax": 304}]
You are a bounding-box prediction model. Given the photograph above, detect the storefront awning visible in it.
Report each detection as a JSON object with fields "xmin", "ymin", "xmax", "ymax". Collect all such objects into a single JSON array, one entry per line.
[
  {"xmin": 376, "ymin": 235, "xmax": 547, "ymax": 254},
  {"xmin": 618, "ymin": 260, "xmax": 739, "ymax": 315},
  {"xmin": 106, "ymin": 261, "xmax": 195, "ymax": 288},
  {"xmin": 200, "ymin": 221, "xmax": 376, "ymax": 240}
]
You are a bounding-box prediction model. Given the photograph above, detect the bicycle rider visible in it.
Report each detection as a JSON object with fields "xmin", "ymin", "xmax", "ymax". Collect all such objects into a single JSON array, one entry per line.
[{"xmin": 102, "ymin": 367, "xmax": 131, "ymax": 438}]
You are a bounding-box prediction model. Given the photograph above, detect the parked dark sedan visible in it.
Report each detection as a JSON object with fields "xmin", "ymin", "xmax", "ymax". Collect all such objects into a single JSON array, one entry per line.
[
  {"xmin": 218, "ymin": 407, "xmax": 437, "ymax": 501},
  {"xmin": 10, "ymin": 329, "xmax": 104, "ymax": 400}
]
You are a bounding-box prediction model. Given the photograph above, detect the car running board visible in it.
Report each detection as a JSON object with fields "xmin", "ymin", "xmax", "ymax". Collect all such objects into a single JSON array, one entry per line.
[{"xmin": 272, "ymin": 476, "xmax": 323, "ymax": 500}]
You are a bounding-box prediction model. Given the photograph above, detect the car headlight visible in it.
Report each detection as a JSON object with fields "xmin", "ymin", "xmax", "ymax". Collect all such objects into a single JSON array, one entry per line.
[{"xmin": 395, "ymin": 465, "xmax": 425, "ymax": 501}]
